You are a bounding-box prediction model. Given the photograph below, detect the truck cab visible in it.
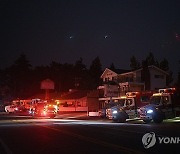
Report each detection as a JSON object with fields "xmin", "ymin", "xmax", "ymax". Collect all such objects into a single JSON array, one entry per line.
[
  {"xmin": 106, "ymin": 96, "xmax": 126, "ymax": 120},
  {"xmin": 139, "ymin": 88, "xmax": 180, "ymax": 123},
  {"xmin": 107, "ymin": 91, "xmax": 153, "ymax": 122}
]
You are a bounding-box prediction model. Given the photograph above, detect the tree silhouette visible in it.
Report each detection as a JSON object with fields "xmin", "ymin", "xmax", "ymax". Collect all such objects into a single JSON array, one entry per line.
[
  {"xmin": 130, "ymin": 56, "xmax": 140, "ymax": 70},
  {"xmin": 89, "ymin": 57, "xmax": 102, "ymax": 89},
  {"xmin": 6, "ymin": 53, "xmax": 32, "ymax": 98},
  {"xmin": 159, "ymin": 58, "xmax": 169, "ymax": 71},
  {"xmin": 110, "ymin": 63, "xmax": 116, "ymax": 71}
]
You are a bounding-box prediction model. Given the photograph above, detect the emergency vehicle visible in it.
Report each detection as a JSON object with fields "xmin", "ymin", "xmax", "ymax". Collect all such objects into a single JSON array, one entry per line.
[
  {"xmin": 29, "ymin": 100, "xmax": 58, "ymax": 118},
  {"xmin": 107, "ymin": 91, "xmax": 154, "ymax": 122},
  {"xmin": 139, "ymin": 88, "xmax": 180, "ymax": 123},
  {"xmin": 5, "ymin": 99, "xmax": 31, "ymax": 113},
  {"xmin": 99, "ymin": 97, "xmax": 125, "ymax": 118},
  {"xmin": 5, "ymin": 104, "xmax": 18, "ymax": 113}
]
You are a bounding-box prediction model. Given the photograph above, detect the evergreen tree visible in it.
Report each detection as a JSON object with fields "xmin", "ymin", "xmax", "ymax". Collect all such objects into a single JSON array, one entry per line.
[
  {"xmin": 74, "ymin": 57, "xmax": 86, "ymax": 75},
  {"xmin": 159, "ymin": 58, "xmax": 173, "ymax": 86},
  {"xmin": 141, "ymin": 60, "xmax": 150, "ymax": 90},
  {"xmin": 176, "ymin": 60, "xmax": 180, "ymax": 87},
  {"xmin": 159, "ymin": 58, "xmax": 169, "ymax": 71},
  {"xmin": 130, "ymin": 56, "xmax": 140, "ymax": 70},
  {"xmin": 49, "ymin": 61, "xmax": 62, "ymax": 92},
  {"xmin": 7, "ymin": 53, "xmax": 32, "ymax": 98},
  {"xmin": 74, "ymin": 58, "xmax": 87, "ymax": 89},
  {"xmin": 166, "ymin": 71, "xmax": 173, "ymax": 86},
  {"xmin": 145, "ymin": 52, "xmax": 156, "ymax": 66},
  {"xmin": 89, "ymin": 57, "xmax": 102, "ymax": 89},
  {"xmin": 110, "ymin": 63, "xmax": 116, "ymax": 71}
]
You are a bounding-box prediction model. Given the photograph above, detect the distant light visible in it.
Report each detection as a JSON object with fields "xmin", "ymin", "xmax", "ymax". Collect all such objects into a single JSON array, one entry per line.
[
  {"xmin": 70, "ymin": 36, "xmax": 74, "ymax": 39},
  {"xmin": 104, "ymin": 35, "xmax": 108, "ymax": 39}
]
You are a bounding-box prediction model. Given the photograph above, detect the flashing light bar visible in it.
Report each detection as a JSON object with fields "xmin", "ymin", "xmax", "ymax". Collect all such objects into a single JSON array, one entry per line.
[
  {"xmin": 126, "ymin": 92, "xmax": 139, "ymax": 97},
  {"xmin": 158, "ymin": 88, "xmax": 176, "ymax": 93}
]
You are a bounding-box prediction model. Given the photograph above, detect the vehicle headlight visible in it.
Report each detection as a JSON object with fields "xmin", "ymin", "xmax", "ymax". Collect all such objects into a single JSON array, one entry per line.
[
  {"xmin": 53, "ymin": 105, "xmax": 58, "ymax": 111},
  {"xmin": 112, "ymin": 110, "xmax": 118, "ymax": 114},
  {"xmin": 43, "ymin": 111, "xmax": 46, "ymax": 115},
  {"xmin": 147, "ymin": 109, "xmax": 153, "ymax": 114}
]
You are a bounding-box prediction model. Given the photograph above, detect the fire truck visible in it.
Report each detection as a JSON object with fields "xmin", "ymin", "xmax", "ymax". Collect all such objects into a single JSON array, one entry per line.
[
  {"xmin": 139, "ymin": 88, "xmax": 180, "ymax": 123},
  {"xmin": 5, "ymin": 99, "xmax": 32, "ymax": 114},
  {"xmin": 29, "ymin": 100, "xmax": 58, "ymax": 118},
  {"xmin": 106, "ymin": 91, "xmax": 154, "ymax": 122}
]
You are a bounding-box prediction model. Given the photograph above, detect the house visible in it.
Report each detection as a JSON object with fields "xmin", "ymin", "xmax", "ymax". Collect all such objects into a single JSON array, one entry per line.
[
  {"xmin": 58, "ymin": 89, "xmax": 88, "ymax": 111},
  {"xmin": 30, "ymin": 89, "xmax": 100, "ymax": 113},
  {"xmin": 100, "ymin": 65, "xmax": 168, "ymax": 96}
]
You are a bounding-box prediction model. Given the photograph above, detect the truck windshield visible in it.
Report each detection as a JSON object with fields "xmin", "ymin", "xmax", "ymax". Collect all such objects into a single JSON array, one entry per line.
[
  {"xmin": 118, "ymin": 99, "xmax": 125, "ymax": 106},
  {"xmin": 150, "ymin": 96, "xmax": 161, "ymax": 105}
]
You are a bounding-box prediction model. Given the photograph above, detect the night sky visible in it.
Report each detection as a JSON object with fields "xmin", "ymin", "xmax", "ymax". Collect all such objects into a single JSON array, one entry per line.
[{"xmin": 0, "ymin": 0, "xmax": 180, "ymax": 76}]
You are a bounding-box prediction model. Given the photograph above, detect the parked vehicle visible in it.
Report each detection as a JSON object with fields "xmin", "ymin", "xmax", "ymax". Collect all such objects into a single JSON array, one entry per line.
[
  {"xmin": 99, "ymin": 101, "xmax": 120, "ymax": 118},
  {"xmin": 5, "ymin": 104, "xmax": 18, "ymax": 113},
  {"xmin": 139, "ymin": 88, "xmax": 180, "ymax": 123},
  {"xmin": 29, "ymin": 100, "xmax": 58, "ymax": 118},
  {"xmin": 107, "ymin": 91, "xmax": 154, "ymax": 122},
  {"xmin": 7, "ymin": 99, "xmax": 32, "ymax": 114},
  {"xmin": 106, "ymin": 96, "xmax": 126, "ymax": 119}
]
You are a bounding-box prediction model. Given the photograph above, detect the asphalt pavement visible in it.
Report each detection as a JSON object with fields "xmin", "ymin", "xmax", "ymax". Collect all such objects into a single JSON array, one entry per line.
[{"xmin": 0, "ymin": 113, "xmax": 180, "ymax": 154}]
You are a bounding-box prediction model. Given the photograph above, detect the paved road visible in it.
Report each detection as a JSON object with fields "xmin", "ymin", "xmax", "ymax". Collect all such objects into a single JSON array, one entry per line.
[{"xmin": 0, "ymin": 115, "xmax": 179, "ymax": 154}]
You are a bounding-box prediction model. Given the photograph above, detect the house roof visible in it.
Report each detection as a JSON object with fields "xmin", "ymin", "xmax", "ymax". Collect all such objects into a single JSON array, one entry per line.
[
  {"xmin": 113, "ymin": 68, "xmax": 131, "ymax": 74},
  {"xmin": 101, "ymin": 68, "xmax": 130, "ymax": 78},
  {"xmin": 29, "ymin": 92, "xmax": 61, "ymax": 100},
  {"xmin": 119, "ymin": 68, "xmax": 142, "ymax": 76},
  {"xmin": 59, "ymin": 90, "xmax": 89, "ymax": 100},
  {"xmin": 148, "ymin": 65, "xmax": 169, "ymax": 75},
  {"xmin": 101, "ymin": 65, "xmax": 168, "ymax": 77},
  {"xmin": 29, "ymin": 90, "xmax": 89, "ymax": 100}
]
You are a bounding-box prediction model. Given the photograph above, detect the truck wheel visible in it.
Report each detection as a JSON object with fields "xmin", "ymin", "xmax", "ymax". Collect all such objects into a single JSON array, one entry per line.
[
  {"xmin": 143, "ymin": 119, "xmax": 152, "ymax": 123},
  {"xmin": 32, "ymin": 112, "xmax": 36, "ymax": 118},
  {"xmin": 113, "ymin": 119, "xmax": 118, "ymax": 122},
  {"xmin": 153, "ymin": 112, "xmax": 164, "ymax": 123},
  {"xmin": 117, "ymin": 113, "xmax": 126, "ymax": 123},
  {"xmin": 118, "ymin": 117, "xmax": 126, "ymax": 123}
]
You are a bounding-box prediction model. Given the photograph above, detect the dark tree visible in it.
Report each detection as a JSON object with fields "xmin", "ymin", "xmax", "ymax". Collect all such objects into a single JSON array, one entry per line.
[
  {"xmin": 110, "ymin": 63, "xmax": 116, "ymax": 71},
  {"xmin": 145, "ymin": 52, "xmax": 159, "ymax": 67},
  {"xmin": 89, "ymin": 57, "xmax": 102, "ymax": 89},
  {"xmin": 74, "ymin": 57, "xmax": 86, "ymax": 75},
  {"xmin": 130, "ymin": 56, "xmax": 140, "ymax": 70},
  {"xmin": 166, "ymin": 71, "xmax": 173, "ymax": 86},
  {"xmin": 61, "ymin": 63, "xmax": 75, "ymax": 91},
  {"xmin": 74, "ymin": 58, "xmax": 87, "ymax": 89},
  {"xmin": 13, "ymin": 54, "xmax": 32, "ymax": 71},
  {"xmin": 6, "ymin": 54, "xmax": 32, "ymax": 98},
  {"xmin": 159, "ymin": 58, "xmax": 169, "ymax": 71},
  {"xmin": 176, "ymin": 60, "xmax": 180, "ymax": 87},
  {"xmin": 141, "ymin": 60, "xmax": 150, "ymax": 90},
  {"xmin": 159, "ymin": 58, "xmax": 173, "ymax": 86},
  {"xmin": 49, "ymin": 61, "xmax": 62, "ymax": 92}
]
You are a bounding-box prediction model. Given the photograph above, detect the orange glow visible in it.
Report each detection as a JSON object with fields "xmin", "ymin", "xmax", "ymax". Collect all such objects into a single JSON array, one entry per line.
[
  {"xmin": 120, "ymin": 96, "xmax": 127, "ymax": 99},
  {"xmin": 158, "ymin": 88, "xmax": 176, "ymax": 93},
  {"xmin": 55, "ymin": 100, "xmax": 60, "ymax": 105},
  {"xmin": 126, "ymin": 92, "xmax": 139, "ymax": 97}
]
